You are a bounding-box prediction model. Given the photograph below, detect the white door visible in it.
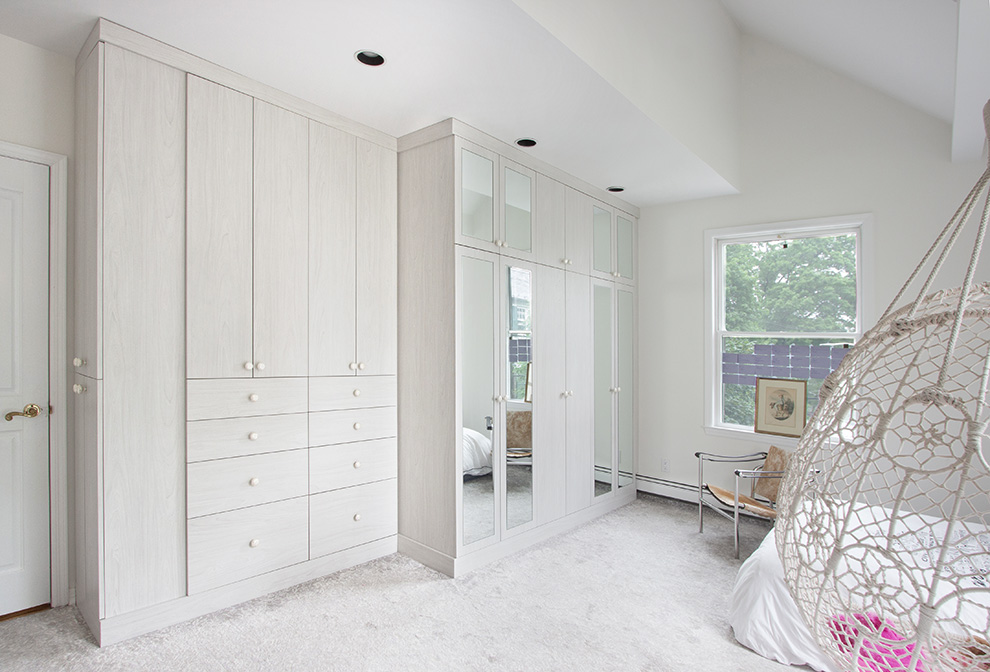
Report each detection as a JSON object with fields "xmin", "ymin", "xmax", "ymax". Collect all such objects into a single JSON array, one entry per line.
[{"xmin": 0, "ymin": 154, "xmax": 50, "ymax": 616}]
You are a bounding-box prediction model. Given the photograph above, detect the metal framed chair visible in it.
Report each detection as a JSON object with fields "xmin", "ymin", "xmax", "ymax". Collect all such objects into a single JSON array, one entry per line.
[{"xmin": 695, "ymin": 445, "xmax": 791, "ymax": 558}]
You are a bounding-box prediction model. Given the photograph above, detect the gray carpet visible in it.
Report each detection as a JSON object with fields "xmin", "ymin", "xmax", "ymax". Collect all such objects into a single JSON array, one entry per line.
[{"xmin": 0, "ymin": 494, "xmax": 800, "ymax": 671}]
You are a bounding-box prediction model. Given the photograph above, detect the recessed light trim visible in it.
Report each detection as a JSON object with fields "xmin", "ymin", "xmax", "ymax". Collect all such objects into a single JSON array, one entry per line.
[
  {"xmin": 515, "ymin": 138, "xmax": 537, "ymax": 148},
  {"xmin": 606, "ymin": 186, "xmax": 625, "ymax": 193},
  {"xmin": 355, "ymin": 50, "xmax": 386, "ymax": 67}
]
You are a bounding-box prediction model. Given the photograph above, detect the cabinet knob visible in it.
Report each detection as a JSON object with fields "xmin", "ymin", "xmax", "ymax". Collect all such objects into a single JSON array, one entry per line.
[
  {"xmin": 249, "ymin": 538, "xmax": 260, "ymax": 548},
  {"xmin": 357, "ymin": 362, "xmax": 366, "ymax": 371},
  {"xmin": 495, "ymin": 239, "xmax": 503, "ymax": 247},
  {"xmin": 72, "ymin": 384, "xmax": 86, "ymax": 395},
  {"xmin": 353, "ymin": 389, "xmax": 361, "ymax": 397},
  {"xmin": 353, "ymin": 461, "xmax": 361, "ymax": 469},
  {"xmin": 353, "ymin": 513, "xmax": 362, "ymax": 522},
  {"xmin": 349, "ymin": 362, "xmax": 358, "ymax": 371},
  {"xmin": 248, "ymin": 393, "xmax": 259, "ymax": 402},
  {"xmin": 615, "ymin": 387, "xmax": 622, "ymax": 393},
  {"xmin": 244, "ymin": 361, "xmax": 254, "ymax": 371},
  {"xmin": 72, "ymin": 357, "xmax": 86, "ymax": 368},
  {"xmin": 248, "ymin": 432, "xmax": 259, "ymax": 441},
  {"xmin": 255, "ymin": 362, "xmax": 266, "ymax": 371},
  {"xmin": 353, "ymin": 422, "xmax": 361, "ymax": 430},
  {"xmin": 249, "ymin": 477, "xmax": 260, "ymax": 487}
]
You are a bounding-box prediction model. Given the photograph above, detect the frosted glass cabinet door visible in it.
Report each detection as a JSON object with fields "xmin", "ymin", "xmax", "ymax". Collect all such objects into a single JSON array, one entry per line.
[
  {"xmin": 592, "ymin": 205, "xmax": 613, "ymax": 278},
  {"xmin": 617, "ymin": 288, "xmax": 634, "ymax": 488},
  {"xmin": 593, "ymin": 283, "xmax": 614, "ymax": 497},
  {"xmin": 460, "ymin": 145, "xmax": 496, "ymax": 247},
  {"xmin": 616, "ymin": 214, "xmax": 635, "ymax": 283},
  {"xmin": 501, "ymin": 160, "xmax": 535, "ymax": 260}
]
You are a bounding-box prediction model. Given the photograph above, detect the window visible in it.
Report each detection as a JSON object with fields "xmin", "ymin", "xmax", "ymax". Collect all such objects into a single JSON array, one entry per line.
[{"xmin": 705, "ymin": 215, "xmax": 872, "ymax": 435}]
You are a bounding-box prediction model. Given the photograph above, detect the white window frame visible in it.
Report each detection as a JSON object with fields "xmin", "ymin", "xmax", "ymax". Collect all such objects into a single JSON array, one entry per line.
[{"xmin": 703, "ymin": 214, "xmax": 874, "ymax": 443}]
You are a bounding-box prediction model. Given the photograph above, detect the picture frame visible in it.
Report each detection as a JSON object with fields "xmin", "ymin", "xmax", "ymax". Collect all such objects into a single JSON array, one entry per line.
[{"xmin": 754, "ymin": 377, "xmax": 807, "ymax": 438}]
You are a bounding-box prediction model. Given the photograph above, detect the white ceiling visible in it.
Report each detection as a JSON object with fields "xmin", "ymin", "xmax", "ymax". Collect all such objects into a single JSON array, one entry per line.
[{"xmin": 0, "ymin": 0, "xmax": 986, "ymax": 206}]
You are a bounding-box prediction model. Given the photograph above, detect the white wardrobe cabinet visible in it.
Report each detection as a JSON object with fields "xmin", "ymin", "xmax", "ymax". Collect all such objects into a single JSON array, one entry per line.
[
  {"xmin": 309, "ymin": 121, "xmax": 398, "ymax": 377},
  {"xmin": 591, "ymin": 203, "xmax": 637, "ymax": 285}
]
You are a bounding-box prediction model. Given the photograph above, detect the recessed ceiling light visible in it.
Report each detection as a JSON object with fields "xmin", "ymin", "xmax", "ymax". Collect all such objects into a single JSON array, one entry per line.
[
  {"xmin": 607, "ymin": 186, "xmax": 624, "ymax": 193},
  {"xmin": 355, "ymin": 50, "xmax": 385, "ymax": 67},
  {"xmin": 515, "ymin": 138, "xmax": 537, "ymax": 148}
]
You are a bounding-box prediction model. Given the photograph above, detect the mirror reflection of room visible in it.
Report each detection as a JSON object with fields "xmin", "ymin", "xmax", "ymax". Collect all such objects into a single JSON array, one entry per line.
[{"xmin": 505, "ymin": 265, "xmax": 533, "ymax": 530}]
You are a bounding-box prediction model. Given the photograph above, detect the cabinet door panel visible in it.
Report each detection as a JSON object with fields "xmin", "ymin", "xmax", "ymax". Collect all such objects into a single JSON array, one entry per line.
[
  {"xmin": 617, "ymin": 288, "xmax": 635, "ymax": 487},
  {"xmin": 564, "ymin": 187, "xmax": 592, "ymax": 275},
  {"xmin": 501, "ymin": 159, "xmax": 535, "ymax": 260},
  {"xmin": 616, "ymin": 214, "xmax": 636, "ymax": 283},
  {"xmin": 535, "ymin": 174, "xmax": 565, "ymax": 269},
  {"xmin": 356, "ymin": 139, "xmax": 398, "ymax": 375},
  {"xmin": 564, "ymin": 273, "xmax": 593, "ymax": 514},
  {"xmin": 186, "ymin": 75, "xmax": 253, "ymax": 379},
  {"xmin": 102, "ymin": 44, "xmax": 187, "ymax": 616},
  {"xmin": 592, "ymin": 204, "xmax": 614, "ymax": 278},
  {"xmin": 534, "ymin": 265, "xmax": 566, "ymax": 524},
  {"xmin": 309, "ymin": 121, "xmax": 357, "ymax": 376},
  {"xmin": 254, "ymin": 100, "xmax": 309, "ymax": 377},
  {"xmin": 592, "ymin": 282, "xmax": 614, "ymax": 497}
]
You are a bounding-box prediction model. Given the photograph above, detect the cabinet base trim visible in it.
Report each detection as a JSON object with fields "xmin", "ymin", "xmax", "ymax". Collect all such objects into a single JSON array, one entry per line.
[
  {"xmin": 93, "ymin": 536, "xmax": 397, "ymax": 646},
  {"xmin": 397, "ymin": 535, "xmax": 455, "ymax": 576}
]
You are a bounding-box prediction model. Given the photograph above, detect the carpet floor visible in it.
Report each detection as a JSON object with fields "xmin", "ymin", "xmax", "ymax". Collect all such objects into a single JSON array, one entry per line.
[{"xmin": 0, "ymin": 493, "xmax": 802, "ymax": 671}]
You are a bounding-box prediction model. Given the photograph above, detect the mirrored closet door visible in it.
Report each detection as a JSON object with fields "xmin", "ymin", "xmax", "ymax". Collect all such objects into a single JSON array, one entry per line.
[{"xmin": 593, "ymin": 282, "xmax": 614, "ymax": 496}]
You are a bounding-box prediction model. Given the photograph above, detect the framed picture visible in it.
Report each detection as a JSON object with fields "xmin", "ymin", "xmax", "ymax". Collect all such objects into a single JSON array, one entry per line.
[{"xmin": 754, "ymin": 377, "xmax": 807, "ymax": 438}]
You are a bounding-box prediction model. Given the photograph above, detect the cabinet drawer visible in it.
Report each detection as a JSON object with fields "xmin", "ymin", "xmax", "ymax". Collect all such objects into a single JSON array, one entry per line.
[
  {"xmin": 310, "ymin": 479, "xmax": 397, "ymax": 558},
  {"xmin": 187, "ymin": 449, "xmax": 308, "ymax": 518},
  {"xmin": 310, "ymin": 438, "xmax": 397, "ymax": 494},
  {"xmin": 187, "ymin": 377, "xmax": 307, "ymax": 420},
  {"xmin": 187, "ymin": 497, "xmax": 308, "ymax": 594},
  {"xmin": 309, "ymin": 376, "xmax": 396, "ymax": 411},
  {"xmin": 187, "ymin": 413, "xmax": 308, "ymax": 462},
  {"xmin": 310, "ymin": 406, "xmax": 396, "ymax": 446}
]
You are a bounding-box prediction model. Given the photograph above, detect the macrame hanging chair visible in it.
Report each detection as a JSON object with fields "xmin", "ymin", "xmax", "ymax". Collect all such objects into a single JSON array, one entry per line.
[{"xmin": 776, "ymin": 101, "xmax": 990, "ymax": 672}]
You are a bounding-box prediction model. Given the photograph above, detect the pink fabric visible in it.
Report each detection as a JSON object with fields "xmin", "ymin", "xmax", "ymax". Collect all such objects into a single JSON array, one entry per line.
[{"xmin": 828, "ymin": 612, "xmax": 928, "ymax": 672}]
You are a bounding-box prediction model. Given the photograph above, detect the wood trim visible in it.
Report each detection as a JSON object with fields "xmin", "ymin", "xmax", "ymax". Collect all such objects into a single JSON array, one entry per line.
[
  {"xmin": 89, "ymin": 19, "xmax": 395, "ymax": 151},
  {"xmin": 0, "ymin": 141, "xmax": 70, "ymax": 609},
  {"xmin": 0, "ymin": 603, "xmax": 51, "ymax": 622}
]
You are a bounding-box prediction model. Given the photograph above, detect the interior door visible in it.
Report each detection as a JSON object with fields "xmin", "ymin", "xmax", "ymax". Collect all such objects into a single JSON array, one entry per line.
[{"xmin": 0, "ymin": 153, "xmax": 51, "ymax": 616}]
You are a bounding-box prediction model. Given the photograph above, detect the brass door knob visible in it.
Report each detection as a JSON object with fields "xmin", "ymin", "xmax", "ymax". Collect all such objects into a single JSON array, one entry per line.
[{"xmin": 5, "ymin": 403, "xmax": 42, "ymax": 422}]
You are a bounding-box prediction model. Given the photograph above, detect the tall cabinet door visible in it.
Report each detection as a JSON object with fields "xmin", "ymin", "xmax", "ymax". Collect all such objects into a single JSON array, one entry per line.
[
  {"xmin": 616, "ymin": 287, "xmax": 635, "ymax": 488},
  {"xmin": 102, "ymin": 44, "xmax": 187, "ymax": 617},
  {"xmin": 591, "ymin": 280, "xmax": 615, "ymax": 498},
  {"xmin": 564, "ymin": 273, "xmax": 593, "ymax": 514},
  {"xmin": 356, "ymin": 139, "xmax": 398, "ymax": 375},
  {"xmin": 534, "ymin": 264, "xmax": 566, "ymax": 523},
  {"xmin": 309, "ymin": 121, "xmax": 356, "ymax": 377},
  {"xmin": 186, "ymin": 75, "xmax": 253, "ymax": 379},
  {"xmin": 253, "ymin": 100, "xmax": 309, "ymax": 377}
]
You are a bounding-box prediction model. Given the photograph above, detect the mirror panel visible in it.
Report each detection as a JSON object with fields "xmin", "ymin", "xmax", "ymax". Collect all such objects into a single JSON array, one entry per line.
[
  {"xmin": 617, "ymin": 289, "xmax": 634, "ymax": 488},
  {"xmin": 504, "ymin": 168, "xmax": 532, "ymax": 252},
  {"xmin": 617, "ymin": 215, "xmax": 634, "ymax": 280},
  {"xmin": 593, "ymin": 206, "xmax": 612, "ymax": 274},
  {"xmin": 461, "ymin": 255, "xmax": 496, "ymax": 545},
  {"xmin": 461, "ymin": 149, "xmax": 494, "ymax": 242},
  {"xmin": 593, "ymin": 284, "xmax": 613, "ymax": 496},
  {"xmin": 505, "ymin": 265, "xmax": 533, "ymax": 529}
]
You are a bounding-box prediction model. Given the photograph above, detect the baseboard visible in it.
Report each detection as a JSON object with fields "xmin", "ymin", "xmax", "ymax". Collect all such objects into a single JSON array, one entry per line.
[
  {"xmin": 397, "ymin": 535, "xmax": 455, "ymax": 577},
  {"xmin": 635, "ymin": 475, "xmax": 697, "ymax": 504}
]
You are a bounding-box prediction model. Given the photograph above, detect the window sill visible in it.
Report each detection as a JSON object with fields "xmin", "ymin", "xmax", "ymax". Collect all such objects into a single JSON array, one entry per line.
[{"xmin": 703, "ymin": 424, "xmax": 800, "ymax": 448}]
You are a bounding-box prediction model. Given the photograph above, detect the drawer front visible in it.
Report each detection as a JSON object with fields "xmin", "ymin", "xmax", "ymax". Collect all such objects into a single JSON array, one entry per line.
[
  {"xmin": 310, "ymin": 479, "xmax": 397, "ymax": 558},
  {"xmin": 310, "ymin": 406, "xmax": 396, "ymax": 446},
  {"xmin": 309, "ymin": 375, "xmax": 396, "ymax": 411},
  {"xmin": 187, "ymin": 449, "xmax": 309, "ymax": 518},
  {"xmin": 187, "ymin": 413, "xmax": 308, "ymax": 462},
  {"xmin": 310, "ymin": 438, "xmax": 397, "ymax": 494},
  {"xmin": 187, "ymin": 377, "xmax": 307, "ymax": 420},
  {"xmin": 187, "ymin": 497, "xmax": 308, "ymax": 594}
]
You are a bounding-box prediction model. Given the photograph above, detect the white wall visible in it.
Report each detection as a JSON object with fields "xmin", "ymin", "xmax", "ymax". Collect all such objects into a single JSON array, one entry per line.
[
  {"xmin": 637, "ymin": 35, "xmax": 987, "ymax": 498},
  {"xmin": 511, "ymin": 0, "xmax": 740, "ymax": 189}
]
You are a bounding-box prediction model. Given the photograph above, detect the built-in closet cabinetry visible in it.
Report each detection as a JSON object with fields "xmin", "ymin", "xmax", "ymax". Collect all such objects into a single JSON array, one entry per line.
[
  {"xmin": 72, "ymin": 20, "xmax": 396, "ymax": 645},
  {"xmin": 397, "ymin": 119, "xmax": 638, "ymax": 576}
]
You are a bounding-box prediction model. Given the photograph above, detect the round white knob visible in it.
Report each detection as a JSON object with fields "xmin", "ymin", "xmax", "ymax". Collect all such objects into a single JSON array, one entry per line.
[
  {"xmin": 561, "ymin": 258, "xmax": 568, "ymax": 265},
  {"xmin": 493, "ymin": 395, "xmax": 500, "ymax": 402},
  {"xmin": 567, "ymin": 259, "xmax": 573, "ymax": 265},
  {"xmin": 248, "ymin": 432, "xmax": 259, "ymax": 441},
  {"xmin": 353, "ymin": 422, "xmax": 361, "ymax": 430},
  {"xmin": 255, "ymin": 362, "xmax": 266, "ymax": 371},
  {"xmin": 616, "ymin": 387, "xmax": 622, "ymax": 393},
  {"xmin": 249, "ymin": 539, "xmax": 260, "ymax": 548},
  {"xmin": 502, "ymin": 395, "xmax": 509, "ymax": 402},
  {"xmin": 353, "ymin": 514, "xmax": 362, "ymax": 522},
  {"xmin": 244, "ymin": 361, "xmax": 254, "ymax": 371},
  {"xmin": 353, "ymin": 461, "xmax": 361, "ymax": 469},
  {"xmin": 495, "ymin": 239, "xmax": 503, "ymax": 247},
  {"xmin": 72, "ymin": 384, "xmax": 84, "ymax": 394},
  {"xmin": 349, "ymin": 362, "xmax": 358, "ymax": 371},
  {"xmin": 73, "ymin": 357, "xmax": 84, "ymax": 368},
  {"xmin": 353, "ymin": 389, "xmax": 361, "ymax": 397},
  {"xmin": 248, "ymin": 393, "xmax": 259, "ymax": 402},
  {"xmin": 249, "ymin": 477, "xmax": 260, "ymax": 486},
  {"xmin": 357, "ymin": 362, "xmax": 366, "ymax": 371}
]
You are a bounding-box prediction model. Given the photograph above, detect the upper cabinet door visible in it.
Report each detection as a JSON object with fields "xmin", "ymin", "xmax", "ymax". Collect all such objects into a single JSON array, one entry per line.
[
  {"xmin": 356, "ymin": 138, "xmax": 398, "ymax": 376},
  {"xmin": 309, "ymin": 121, "xmax": 357, "ymax": 377},
  {"xmin": 616, "ymin": 213, "xmax": 636, "ymax": 284},
  {"xmin": 564, "ymin": 187, "xmax": 592, "ymax": 275},
  {"xmin": 457, "ymin": 141, "xmax": 499, "ymax": 253},
  {"xmin": 534, "ymin": 174, "xmax": 565, "ymax": 269},
  {"xmin": 253, "ymin": 100, "xmax": 309, "ymax": 377},
  {"xmin": 186, "ymin": 75, "xmax": 254, "ymax": 379},
  {"xmin": 591, "ymin": 203, "xmax": 614, "ymax": 280},
  {"xmin": 499, "ymin": 159, "xmax": 536, "ymax": 262}
]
